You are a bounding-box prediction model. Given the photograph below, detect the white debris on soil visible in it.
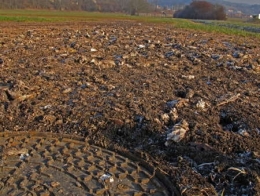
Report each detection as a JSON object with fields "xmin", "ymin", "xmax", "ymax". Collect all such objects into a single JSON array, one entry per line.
[
  {"xmin": 161, "ymin": 113, "xmax": 170, "ymax": 124},
  {"xmin": 99, "ymin": 173, "xmax": 114, "ymax": 183},
  {"xmin": 138, "ymin": 44, "xmax": 145, "ymax": 49},
  {"xmin": 165, "ymin": 120, "xmax": 189, "ymax": 146},
  {"xmin": 40, "ymin": 105, "xmax": 52, "ymax": 110},
  {"xmin": 196, "ymin": 99, "xmax": 207, "ymax": 110},
  {"xmin": 161, "ymin": 107, "xmax": 179, "ymax": 125},
  {"xmin": 90, "ymin": 48, "xmax": 97, "ymax": 52},
  {"xmin": 181, "ymin": 75, "xmax": 195, "ymax": 80},
  {"xmin": 169, "ymin": 108, "xmax": 178, "ymax": 122},
  {"xmin": 19, "ymin": 153, "xmax": 29, "ymax": 160},
  {"xmin": 238, "ymin": 129, "xmax": 250, "ymax": 137},
  {"xmin": 62, "ymin": 88, "xmax": 72, "ymax": 94}
]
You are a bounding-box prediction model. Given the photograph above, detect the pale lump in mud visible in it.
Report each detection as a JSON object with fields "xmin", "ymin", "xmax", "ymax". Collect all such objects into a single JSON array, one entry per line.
[{"xmin": 165, "ymin": 120, "xmax": 189, "ymax": 146}]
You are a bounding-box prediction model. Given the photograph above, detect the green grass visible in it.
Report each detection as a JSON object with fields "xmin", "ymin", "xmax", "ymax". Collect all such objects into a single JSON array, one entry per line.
[
  {"xmin": 0, "ymin": 9, "xmax": 136, "ymax": 22},
  {"xmin": 0, "ymin": 9, "xmax": 259, "ymax": 38},
  {"xmin": 0, "ymin": 15, "xmax": 52, "ymax": 22},
  {"xmin": 140, "ymin": 17, "xmax": 260, "ymax": 37}
]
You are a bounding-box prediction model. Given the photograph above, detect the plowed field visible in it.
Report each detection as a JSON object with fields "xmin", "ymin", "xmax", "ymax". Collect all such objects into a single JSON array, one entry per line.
[{"xmin": 0, "ymin": 21, "xmax": 259, "ymax": 195}]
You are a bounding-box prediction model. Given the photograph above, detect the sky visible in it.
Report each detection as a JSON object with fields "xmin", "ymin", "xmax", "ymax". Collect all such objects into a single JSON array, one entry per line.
[{"xmin": 226, "ymin": 0, "xmax": 260, "ymax": 4}]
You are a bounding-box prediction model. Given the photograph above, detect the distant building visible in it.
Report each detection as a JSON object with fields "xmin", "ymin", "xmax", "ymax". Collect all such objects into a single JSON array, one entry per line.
[
  {"xmin": 227, "ymin": 9, "xmax": 246, "ymax": 18},
  {"xmin": 250, "ymin": 14, "xmax": 260, "ymax": 19}
]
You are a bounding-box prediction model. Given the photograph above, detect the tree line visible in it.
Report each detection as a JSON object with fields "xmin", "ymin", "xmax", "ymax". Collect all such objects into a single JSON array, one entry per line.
[{"xmin": 0, "ymin": 0, "xmax": 152, "ymax": 14}]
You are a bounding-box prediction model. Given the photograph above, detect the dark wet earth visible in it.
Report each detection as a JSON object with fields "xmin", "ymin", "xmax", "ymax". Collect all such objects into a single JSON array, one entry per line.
[{"xmin": 0, "ymin": 21, "xmax": 259, "ymax": 195}]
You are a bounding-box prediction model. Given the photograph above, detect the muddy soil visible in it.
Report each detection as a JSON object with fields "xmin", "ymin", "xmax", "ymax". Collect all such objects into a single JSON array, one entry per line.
[{"xmin": 0, "ymin": 21, "xmax": 259, "ymax": 195}]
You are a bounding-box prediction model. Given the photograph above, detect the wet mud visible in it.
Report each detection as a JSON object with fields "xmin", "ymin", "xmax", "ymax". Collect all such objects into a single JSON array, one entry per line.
[{"xmin": 0, "ymin": 21, "xmax": 259, "ymax": 195}]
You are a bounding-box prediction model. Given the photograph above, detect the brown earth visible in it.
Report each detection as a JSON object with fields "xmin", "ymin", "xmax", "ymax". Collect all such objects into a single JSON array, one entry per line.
[{"xmin": 0, "ymin": 21, "xmax": 259, "ymax": 195}]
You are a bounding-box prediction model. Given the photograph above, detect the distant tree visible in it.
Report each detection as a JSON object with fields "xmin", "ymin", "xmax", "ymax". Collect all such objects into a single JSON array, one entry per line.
[
  {"xmin": 214, "ymin": 4, "xmax": 226, "ymax": 20},
  {"xmin": 173, "ymin": 0, "xmax": 226, "ymax": 20},
  {"xmin": 52, "ymin": 0, "xmax": 62, "ymax": 10},
  {"xmin": 127, "ymin": 0, "xmax": 152, "ymax": 15}
]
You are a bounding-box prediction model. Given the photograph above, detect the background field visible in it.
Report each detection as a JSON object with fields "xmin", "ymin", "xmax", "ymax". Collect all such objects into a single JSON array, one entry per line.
[{"xmin": 0, "ymin": 9, "xmax": 260, "ymax": 38}]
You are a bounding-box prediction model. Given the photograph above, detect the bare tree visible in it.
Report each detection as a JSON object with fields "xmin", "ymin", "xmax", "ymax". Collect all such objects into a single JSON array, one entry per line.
[
  {"xmin": 174, "ymin": 1, "xmax": 226, "ymax": 20},
  {"xmin": 127, "ymin": 0, "xmax": 151, "ymax": 15}
]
